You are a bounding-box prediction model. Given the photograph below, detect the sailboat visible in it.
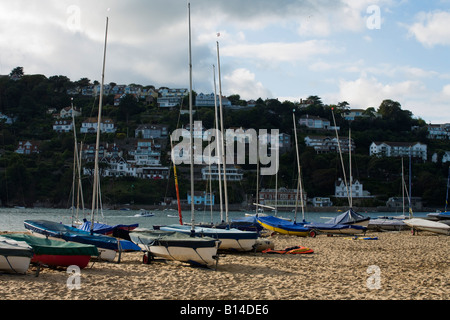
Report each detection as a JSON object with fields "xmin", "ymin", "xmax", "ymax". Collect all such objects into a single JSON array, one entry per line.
[
  {"xmin": 427, "ymin": 166, "xmax": 450, "ymax": 221},
  {"xmin": 402, "ymin": 151, "xmax": 450, "ymax": 235},
  {"xmin": 160, "ymin": 17, "xmax": 258, "ymax": 252},
  {"xmin": 24, "ymin": 17, "xmax": 141, "ymax": 261},
  {"xmin": 130, "ymin": 4, "xmax": 222, "ymax": 266},
  {"xmin": 257, "ymin": 112, "xmax": 312, "ymax": 237}
]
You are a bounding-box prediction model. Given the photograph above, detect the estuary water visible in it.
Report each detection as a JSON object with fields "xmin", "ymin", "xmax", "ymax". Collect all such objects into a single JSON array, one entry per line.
[{"xmin": 0, "ymin": 206, "xmax": 429, "ymax": 232}]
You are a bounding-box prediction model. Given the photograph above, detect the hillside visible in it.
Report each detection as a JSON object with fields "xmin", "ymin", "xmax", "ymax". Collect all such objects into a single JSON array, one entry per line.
[{"xmin": 0, "ymin": 70, "xmax": 449, "ymax": 209}]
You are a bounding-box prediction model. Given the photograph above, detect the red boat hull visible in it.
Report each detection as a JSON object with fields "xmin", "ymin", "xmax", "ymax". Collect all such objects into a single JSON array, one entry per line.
[{"xmin": 31, "ymin": 254, "xmax": 92, "ymax": 269}]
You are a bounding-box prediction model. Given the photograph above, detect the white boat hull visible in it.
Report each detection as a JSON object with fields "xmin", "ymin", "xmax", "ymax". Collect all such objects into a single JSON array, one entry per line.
[
  {"xmin": 0, "ymin": 256, "xmax": 31, "ymax": 274},
  {"xmin": 143, "ymin": 244, "xmax": 219, "ymax": 267},
  {"xmin": 404, "ymin": 218, "xmax": 450, "ymax": 235}
]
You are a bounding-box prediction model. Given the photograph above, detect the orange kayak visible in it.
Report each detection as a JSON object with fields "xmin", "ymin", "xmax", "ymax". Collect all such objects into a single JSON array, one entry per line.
[{"xmin": 262, "ymin": 245, "xmax": 314, "ymax": 254}]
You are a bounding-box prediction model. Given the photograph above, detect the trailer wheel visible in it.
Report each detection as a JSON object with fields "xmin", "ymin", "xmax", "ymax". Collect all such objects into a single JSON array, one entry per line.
[{"xmin": 309, "ymin": 230, "xmax": 317, "ymax": 238}]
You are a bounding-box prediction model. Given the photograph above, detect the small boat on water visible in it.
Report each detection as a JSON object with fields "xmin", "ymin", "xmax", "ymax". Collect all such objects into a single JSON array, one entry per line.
[
  {"xmin": 129, "ymin": 229, "xmax": 220, "ymax": 268},
  {"xmin": 134, "ymin": 210, "xmax": 155, "ymax": 217},
  {"xmin": 24, "ymin": 220, "xmax": 141, "ymax": 262},
  {"xmin": 0, "ymin": 236, "xmax": 33, "ymax": 274},
  {"xmin": 2, "ymin": 233, "xmax": 99, "ymax": 269},
  {"xmin": 404, "ymin": 218, "xmax": 450, "ymax": 235}
]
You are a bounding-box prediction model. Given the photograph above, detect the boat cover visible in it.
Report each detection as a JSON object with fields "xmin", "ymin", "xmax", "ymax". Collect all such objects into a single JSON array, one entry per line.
[
  {"xmin": 0, "ymin": 236, "xmax": 34, "ymax": 258},
  {"xmin": 160, "ymin": 224, "xmax": 259, "ymax": 240},
  {"xmin": 24, "ymin": 220, "xmax": 141, "ymax": 252},
  {"xmin": 78, "ymin": 220, "xmax": 139, "ymax": 235},
  {"xmin": 326, "ymin": 209, "xmax": 369, "ymax": 225},
  {"xmin": 303, "ymin": 222, "xmax": 366, "ymax": 231},
  {"xmin": 130, "ymin": 230, "xmax": 219, "ymax": 249},
  {"xmin": 2, "ymin": 233, "xmax": 99, "ymax": 256},
  {"xmin": 257, "ymin": 216, "xmax": 310, "ymax": 233}
]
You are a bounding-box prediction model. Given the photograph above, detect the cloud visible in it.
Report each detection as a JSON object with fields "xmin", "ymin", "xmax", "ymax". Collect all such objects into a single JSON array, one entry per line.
[
  {"xmin": 223, "ymin": 68, "xmax": 272, "ymax": 100},
  {"xmin": 407, "ymin": 10, "xmax": 450, "ymax": 47},
  {"xmin": 329, "ymin": 76, "xmax": 426, "ymax": 109},
  {"xmin": 221, "ymin": 40, "xmax": 342, "ymax": 63}
]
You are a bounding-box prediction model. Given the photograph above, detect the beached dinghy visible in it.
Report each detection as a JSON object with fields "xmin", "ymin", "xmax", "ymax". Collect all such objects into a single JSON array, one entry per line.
[
  {"xmin": 0, "ymin": 236, "xmax": 33, "ymax": 274},
  {"xmin": 257, "ymin": 216, "xmax": 312, "ymax": 237},
  {"xmin": 159, "ymin": 224, "xmax": 259, "ymax": 252},
  {"xmin": 24, "ymin": 220, "xmax": 140, "ymax": 262},
  {"xmin": 130, "ymin": 229, "xmax": 220, "ymax": 268},
  {"xmin": 2, "ymin": 233, "xmax": 99, "ymax": 269},
  {"xmin": 404, "ymin": 218, "xmax": 450, "ymax": 235}
]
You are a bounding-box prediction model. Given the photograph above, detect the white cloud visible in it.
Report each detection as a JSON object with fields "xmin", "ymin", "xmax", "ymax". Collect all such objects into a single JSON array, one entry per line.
[
  {"xmin": 329, "ymin": 76, "xmax": 426, "ymax": 109},
  {"xmin": 221, "ymin": 40, "xmax": 342, "ymax": 63},
  {"xmin": 407, "ymin": 10, "xmax": 450, "ymax": 47},
  {"xmin": 223, "ymin": 68, "xmax": 272, "ymax": 100}
]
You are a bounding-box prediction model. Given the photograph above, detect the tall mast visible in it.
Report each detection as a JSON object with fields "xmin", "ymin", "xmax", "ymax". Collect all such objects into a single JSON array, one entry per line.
[
  {"xmin": 91, "ymin": 16, "xmax": 109, "ymax": 234},
  {"xmin": 216, "ymin": 40, "xmax": 229, "ymax": 223},
  {"xmin": 293, "ymin": 112, "xmax": 305, "ymax": 222},
  {"xmin": 213, "ymin": 64, "xmax": 224, "ymax": 221},
  {"xmin": 188, "ymin": 3, "xmax": 195, "ymax": 234}
]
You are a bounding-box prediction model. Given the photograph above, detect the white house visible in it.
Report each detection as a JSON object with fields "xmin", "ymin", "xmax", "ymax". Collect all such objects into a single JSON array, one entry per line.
[
  {"xmin": 195, "ymin": 92, "xmax": 232, "ymax": 107},
  {"xmin": 53, "ymin": 120, "xmax": 73, "ymax": 133},
  {"xmin": 304, "ymin": 136, "xmax": 355, "ymax": 154},
  {"xmin": 59, "ymin": 106, "xmax": 82, "ymax": 119},
  {"xmin": 80, "ymin": 118, "xmax": 117, "ymax": 134},
  {"xmin": 427, "ymin": 124, "xmax": 450, "ymax": 140},
  {"xmin": 130, "ymin": 139, "xmax": 161, "ymax": 166},
  {"xmin": 16, "ymin": 141, "xmax": 40, "ymax": 155},
  {"xmin": 201, "ymin": 165, "xmax": 244, "ymax": 181},
  {"xmin": 335, "ymin": 178, "xmax": 370, "ymax": 198},
  {"xmin": 369, "ymin": 141, "xmax": 427, "ymax": 161}
]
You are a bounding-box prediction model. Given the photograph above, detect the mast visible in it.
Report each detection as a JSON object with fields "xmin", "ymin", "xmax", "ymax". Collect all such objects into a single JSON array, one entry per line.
[
  {"xmin": 331, "ymin": 107, "xmax": 351, "ymax": 207},
  {"xmin": 213, "ymin": 64, "xmax": 224, "ymax": 221},
  {"xmin": 445, "ymin": 166, "xmax": 450, "ymax": 212},
  {"xmin": 292, "ymin": 112, "xmax": 305, "ymax": 222},
  {"xmin": 170, "ymin": 136, "xmax": 183, "ymax": 225},
  {"xmin": 90, "ymin": 16, "xmax": 109, "ymax": 234},
  {"xmin": 188, "ymin": 3, "xmax": 195, "ymax": 235},
  {"xmin": 349, "ymin": 128, "xmax": 353, "ymax": 208},
  {"xmin": 216, "ymin": 40, "xmax": 229, "ymax": 223}
]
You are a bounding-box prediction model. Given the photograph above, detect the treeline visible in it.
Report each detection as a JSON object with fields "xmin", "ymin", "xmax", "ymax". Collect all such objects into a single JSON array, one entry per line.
[{"xmin": 0, "ymin": 69, "xmax": 449, "ymax": 208}]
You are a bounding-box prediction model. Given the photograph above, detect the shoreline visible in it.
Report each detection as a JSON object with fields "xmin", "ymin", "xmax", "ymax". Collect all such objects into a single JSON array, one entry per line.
[{"xmin": 1, "ymin": 229, "xmax": 448, "ymax": 301}]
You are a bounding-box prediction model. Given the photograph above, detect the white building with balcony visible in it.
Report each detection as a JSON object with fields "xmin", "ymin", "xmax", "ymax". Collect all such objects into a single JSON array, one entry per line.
[{"xmin": 369, "ymin": 141, "xmax": 427, "ymax": 161}]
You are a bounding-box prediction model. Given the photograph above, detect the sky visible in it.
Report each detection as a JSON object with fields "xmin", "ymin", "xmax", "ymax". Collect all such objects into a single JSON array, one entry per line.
[{"xmin": 1, "ymin": 0, "xmax": 450, "ymax": 123}]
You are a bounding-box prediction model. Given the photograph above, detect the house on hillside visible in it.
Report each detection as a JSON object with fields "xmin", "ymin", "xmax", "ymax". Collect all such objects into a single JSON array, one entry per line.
[
  {"xmin": 369, "ymin": 141, "xmax": 427, "ymax": 161},
  {"xmin": 80, "ymin": 118, "xmax": 117, "ymax": 134},
  {"xmin": 53, "ymin": 120, "xmax": 73, "ymax": 133},
  {"xmin": 16, "ymin": 141, "xmax": 40, "ymax": 155},
  {"xmin": 304, "ymin": 135, "xmax": 355, "ymax": 154}
]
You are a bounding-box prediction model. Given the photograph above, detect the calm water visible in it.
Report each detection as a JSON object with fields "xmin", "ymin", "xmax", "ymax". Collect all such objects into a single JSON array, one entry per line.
[{"xmin": 0, "ymin": 207, "xmax": 429, "ymax": 232}]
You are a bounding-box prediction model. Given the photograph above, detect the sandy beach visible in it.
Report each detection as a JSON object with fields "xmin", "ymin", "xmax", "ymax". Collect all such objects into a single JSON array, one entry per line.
[{"xmin": 0, "ymin": 230, "xmax": 448, "ymax": 302}]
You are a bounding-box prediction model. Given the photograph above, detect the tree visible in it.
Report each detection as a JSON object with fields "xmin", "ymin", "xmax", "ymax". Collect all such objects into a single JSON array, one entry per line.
[{"xmin": 9, "ymin": 67, "xmax": 24, "ymax": 80}]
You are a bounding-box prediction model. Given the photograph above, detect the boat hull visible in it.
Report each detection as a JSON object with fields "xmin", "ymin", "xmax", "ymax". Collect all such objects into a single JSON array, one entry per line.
[
  {"xmin": 404, "ymin": 218, "xmax": 450, "ymax": 235},
  {"xmin": 257, "ymin": 216, "xmax": 311, "ymax": 237},
  {"xmin": 0, "ymin": 256, "xmax": 31, "ymax": 274},
  {"xmin": 0, "ymin": 236, "xmax": 33, "ymax": 274},
  {"xmin": 159, "ymin": 225, "xmax": 259, "ymax": 252},
  {"xmin": 130, "ymin": 230, "xmax": 220, "ymax": 267},
  {"xmin": 31, "ymin": 254, "xmax": 92, "ymax": 269}
]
